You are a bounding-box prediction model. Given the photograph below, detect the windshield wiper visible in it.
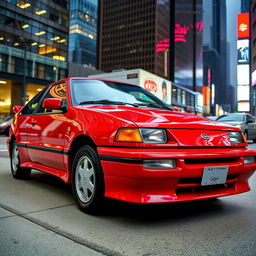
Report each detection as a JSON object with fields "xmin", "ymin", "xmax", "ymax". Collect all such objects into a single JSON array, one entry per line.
[
  {"xmin": 136, "ymin": 103, "xmax": 172, "ymax": 110},
  {"xmin": 79, "ymin": 99, "xmax": 139, "ymax": 107}
]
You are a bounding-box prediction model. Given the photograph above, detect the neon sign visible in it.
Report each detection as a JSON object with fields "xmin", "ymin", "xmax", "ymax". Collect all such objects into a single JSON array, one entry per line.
[{"xmin": 156, "ymin": 21, "xmax": 203, "ymax": 52}]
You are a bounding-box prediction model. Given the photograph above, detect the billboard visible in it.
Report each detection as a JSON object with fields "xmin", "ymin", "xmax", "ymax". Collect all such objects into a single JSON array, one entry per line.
[
  {"xmin": 237, "ymin": 65, "xmax": 249, "ymax": 85},
  {"xmin": 237, "ymin": 85, "xmax": 250, "ymax": 101},
  {"xmin": 139, "ymin": 70, "xmax": 171, "ymax": 105},
  {"xmin": 237, "ymin": 13, "xmax": 249, "ymax": 39},
  {"xmin": 238, "ymin": 101, "xmax": 250, "ymax": 112},
  {"xmin": 237, "ymin": 39, "xmax": 249, "ymax": 64}
]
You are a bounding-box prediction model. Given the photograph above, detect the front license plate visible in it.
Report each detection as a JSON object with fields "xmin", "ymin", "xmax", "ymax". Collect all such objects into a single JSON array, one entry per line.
[{"xmin": 201, "ymin": 166, "xmax": 228, "ymax": 186}]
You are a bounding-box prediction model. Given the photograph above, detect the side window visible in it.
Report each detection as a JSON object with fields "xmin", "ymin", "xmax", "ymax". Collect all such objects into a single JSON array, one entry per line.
[
  {"xmin": 37, "ymin": 82, "xmax": 67, "ymax": 114},
  {"xmin": 20, "ymin": 88, "xmax": 47, "ymax": 115},
  {"xmin": 247, "ymin": 115, "xmax": 254, "ymax": 123}
]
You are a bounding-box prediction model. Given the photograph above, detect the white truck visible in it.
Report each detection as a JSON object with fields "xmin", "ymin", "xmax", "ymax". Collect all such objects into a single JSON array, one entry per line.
[{"xmin": 89, "ymin": 69, "xmax": 172, "ymax": 105}]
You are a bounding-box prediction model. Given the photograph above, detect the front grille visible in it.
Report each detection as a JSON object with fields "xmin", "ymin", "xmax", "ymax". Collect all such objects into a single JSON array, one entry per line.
[
  {"xmin": 176, "ymin": 183, "xmax": 235, "ymax": 195},
  {"xmin": 178, "ymin": 174, "xmax": 239, "ymax": 185},
  {"xmin": 184, "ymin": 157, "xmax": 239, "ymax": 165}
]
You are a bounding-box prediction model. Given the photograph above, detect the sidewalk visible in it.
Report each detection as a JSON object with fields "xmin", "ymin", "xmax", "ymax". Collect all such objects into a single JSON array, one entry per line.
[{"xmin": 0, "ymin": 206, "xmax": 104, "ymax": 256}]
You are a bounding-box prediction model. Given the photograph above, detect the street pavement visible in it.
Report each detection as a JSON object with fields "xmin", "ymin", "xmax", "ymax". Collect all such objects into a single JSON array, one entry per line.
[{"xmin": 0, "ymin": 134, "xmax": 256, "ymax": 256}]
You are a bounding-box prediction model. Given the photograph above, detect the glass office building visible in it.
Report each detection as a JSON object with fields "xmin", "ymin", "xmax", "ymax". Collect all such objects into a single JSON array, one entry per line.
[
  {"xmin": 98, "ymin": 0, "xmax": 170, "ymax": 79},
  {"xmin": 0, "ymin": 0, "xmax": 69, "ymax": 115},
  {"xmin": 69, "ymin": 0, "xmax": 97, "ymax": 68}
]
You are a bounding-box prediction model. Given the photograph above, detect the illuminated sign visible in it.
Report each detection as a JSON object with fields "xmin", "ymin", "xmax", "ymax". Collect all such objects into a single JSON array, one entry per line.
[
  {"xmin": 237, "ymin": 39, "xmax": 249, "ymax": 64},
  {"xmin": 237, "ymin": 13, "xmax": 249, "ymax": 38},
  {"xmin": 237, "ymin": 65, "xmax": 249, "ymax": 85},
  {"xmin": 155, "ymin": 21, "xmax": 203, "ymax": 52},
  {"xmin": 237, "ymin": 85, "xmax": 250, "ymax": 101},
  {"xmin": 238, "ymin": 101, "xmax": 250, "ymax": 112}
]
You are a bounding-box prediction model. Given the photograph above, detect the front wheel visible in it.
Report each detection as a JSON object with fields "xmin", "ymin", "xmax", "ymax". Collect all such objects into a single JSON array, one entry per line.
[
  {"xmin": 71, "ymin": 145, "xmax": 105, "ymax": 214},
  {"xmin": 11, "ymin": 141, "xmax": 31, "ymax": 179}
]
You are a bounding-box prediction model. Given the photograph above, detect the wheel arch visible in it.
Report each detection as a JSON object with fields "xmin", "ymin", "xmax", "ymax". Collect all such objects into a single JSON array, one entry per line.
[
  {"xmin": 68, "ymin": 134, "xmax": 97, "ymax": 171},
  {"xmin": 9, "ymin": 135, "xmax": 16, "ymax": 157}
]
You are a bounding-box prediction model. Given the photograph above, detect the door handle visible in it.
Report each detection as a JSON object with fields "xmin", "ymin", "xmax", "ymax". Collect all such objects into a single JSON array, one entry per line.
[{"xmin": 31, "ymin": 121, "xmax": 37, "ymax": 125}]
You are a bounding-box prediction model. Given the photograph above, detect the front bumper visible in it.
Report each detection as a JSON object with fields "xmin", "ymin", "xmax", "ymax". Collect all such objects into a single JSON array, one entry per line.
[{"xmin": 98, "ymin": 147, "xmax": 256, "ymax": 203}]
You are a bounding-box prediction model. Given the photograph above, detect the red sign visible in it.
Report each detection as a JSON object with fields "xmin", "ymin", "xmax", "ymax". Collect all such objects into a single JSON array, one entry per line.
[
  {"xmin": 237, "ymin": 13, "xmax": 250, "ymax": 38},
  {"xmin": 144, "ymin": 80, "xmax": 157, "ymax": 93}
]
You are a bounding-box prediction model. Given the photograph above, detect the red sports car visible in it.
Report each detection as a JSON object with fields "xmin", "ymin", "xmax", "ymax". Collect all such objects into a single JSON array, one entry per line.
[{"xmin": 8, "ymin": 78, "xmax": 256, "ymax": 214}]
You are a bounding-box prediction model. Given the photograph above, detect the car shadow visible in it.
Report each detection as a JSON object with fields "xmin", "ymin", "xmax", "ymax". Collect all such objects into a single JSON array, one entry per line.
[{"xmin": 26, "ymin": 171, "xmax": 244, "ymax": 224}]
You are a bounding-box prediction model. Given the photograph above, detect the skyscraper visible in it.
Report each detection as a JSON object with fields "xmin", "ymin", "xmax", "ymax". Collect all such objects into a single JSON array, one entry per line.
[
  {"xmin": 0, "ymin": 0, "xmax": 69, "ymax": 115},
  {"xmin": 69, "ymin": 0, "xmax": 98, "ymax": 68},
  {"xmin": 98, "ymin": 0, "xmax": 170, "ymax": 79}
]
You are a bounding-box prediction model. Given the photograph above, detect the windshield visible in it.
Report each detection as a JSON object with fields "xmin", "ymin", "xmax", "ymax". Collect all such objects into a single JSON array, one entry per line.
[
  {"xmin": 217, "ymin": 114, "xmax": 244, "ymax": 122},
  {"xmin": 70, "ymin": 79, "xmax": 172, "ymax": 110}
]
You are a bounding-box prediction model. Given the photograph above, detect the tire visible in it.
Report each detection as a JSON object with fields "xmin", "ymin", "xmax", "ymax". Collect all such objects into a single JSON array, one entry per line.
[
  {"xmin": 4, "ymin": 127, "xmax": 9, "ymax": 137},
  {"xmin": 71, "ymin": 145, "xmax": 105, "ymax": 214},
  {"xmin": 11, "ymin": 141, "xmax": 31, "ymax": 179}
]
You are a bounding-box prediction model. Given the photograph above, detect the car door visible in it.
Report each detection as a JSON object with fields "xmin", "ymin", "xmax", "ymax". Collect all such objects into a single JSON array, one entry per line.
[
  {"xmin": 16, "ymin": 88, "xmax": 48, "ymax": 164},
  {"xmin": 26, "ymin": 82, "xmax": 68, "ymax": 171},
  {"xmin": 246, "ymin": 114, "xmax": 256, "ymax": 139}
]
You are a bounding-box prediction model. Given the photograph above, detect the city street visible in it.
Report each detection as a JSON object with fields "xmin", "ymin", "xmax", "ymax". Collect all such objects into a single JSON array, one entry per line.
[{"xmin": 0, "ymin": 135, "xmax": 256, "ymax": 256}]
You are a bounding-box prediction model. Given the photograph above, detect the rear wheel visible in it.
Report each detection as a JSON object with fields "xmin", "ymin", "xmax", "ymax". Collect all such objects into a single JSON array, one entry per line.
[
  {"xmin": 71, "ymin": 145, "xmax": 105, "ymax": 214},
  {"xmin": 11, "ymin": 141, "xmax": 31, "ymax": 179}
]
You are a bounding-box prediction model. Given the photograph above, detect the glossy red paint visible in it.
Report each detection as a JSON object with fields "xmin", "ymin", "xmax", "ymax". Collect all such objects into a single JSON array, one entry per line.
[
  {"xmin": 8, "ymin": 77, "xmax": 256, "ymax": 205},
  {"xmin": 13, "ymin": 105, "xmax": 22, "ymax": 113},
  {"xmin": 43, "ymin": 98, "xmax": 62, "ymax": 110}
]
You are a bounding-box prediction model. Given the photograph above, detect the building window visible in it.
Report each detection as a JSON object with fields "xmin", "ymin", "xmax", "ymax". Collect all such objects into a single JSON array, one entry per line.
[{"xmin": 0, "ymin": 54, "xmax": 7, "ymax": 72}]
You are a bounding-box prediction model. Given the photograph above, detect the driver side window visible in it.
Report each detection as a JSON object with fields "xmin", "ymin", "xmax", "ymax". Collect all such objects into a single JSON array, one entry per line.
[{"xmin": 20, "ymin": 88, "xmax": 47, "ymax": 115}]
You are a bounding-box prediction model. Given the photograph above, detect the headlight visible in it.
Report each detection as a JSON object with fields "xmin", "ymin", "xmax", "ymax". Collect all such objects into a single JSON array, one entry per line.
[
  {"xmin": 227, "ymin": 131, "xmax": 243, "ymax": 144},
  {"xmin": 115, "ymin": 128, "xmax": 167, "ymax": 143},
  {"xmin": 235, "ymin": 125, "xmax": 243, "ymax": 130},
  {"xmin": 139, "ymin": 128, "xmax": 167, "ymax": 143}
]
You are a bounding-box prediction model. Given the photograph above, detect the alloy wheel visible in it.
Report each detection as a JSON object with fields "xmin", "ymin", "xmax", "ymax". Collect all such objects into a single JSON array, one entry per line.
[{"xmin": 75, "ymin": 156, "xmax": 96, "ymax": 203}]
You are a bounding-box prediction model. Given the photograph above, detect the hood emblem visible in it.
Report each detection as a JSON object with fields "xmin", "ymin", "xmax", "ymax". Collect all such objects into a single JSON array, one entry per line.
[{"xmin": 201, "ymin": 133, "xmax": 210, "ymax": 140}]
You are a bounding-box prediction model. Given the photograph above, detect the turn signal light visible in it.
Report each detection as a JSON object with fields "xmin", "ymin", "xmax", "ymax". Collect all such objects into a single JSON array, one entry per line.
[
  {"xmin": 241, "ymin": 133, "xmax": 247, "ymax": 143},
  {"xmin": 115, "ymin": 128, "xmax": 142, "ymax": 142}
]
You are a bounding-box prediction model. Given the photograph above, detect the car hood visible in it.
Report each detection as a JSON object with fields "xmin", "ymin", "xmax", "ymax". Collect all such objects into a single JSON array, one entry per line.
[
  {"xmin": 75, "ymin": 105, "xmax": 241, "ymax": 147},
  {"xmin": 76, "ymin": 105, "xmax": 237, "ymax": 130}
]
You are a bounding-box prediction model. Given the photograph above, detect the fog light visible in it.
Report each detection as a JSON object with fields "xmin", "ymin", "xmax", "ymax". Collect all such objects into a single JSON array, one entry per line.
[
  {"xmin": 143, "ymin": 159, "xmax": 176, "ymax": 169},
  {"xmin": 244, "ymin": 156, "xmax": 256, "ymax": 165}
]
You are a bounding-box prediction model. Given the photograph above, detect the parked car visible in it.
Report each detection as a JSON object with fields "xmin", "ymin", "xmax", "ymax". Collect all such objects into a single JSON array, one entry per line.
[
  {"xmin": 8, "ymin": 78, "xmax": 256, "ymax": 214},
  {"xmin": 0, "ymin": 116, "xmax": 13, "ymax": 136},
  {"xmin": 216, "ymin": 113, "xmax": 256, "ymax": 142}
]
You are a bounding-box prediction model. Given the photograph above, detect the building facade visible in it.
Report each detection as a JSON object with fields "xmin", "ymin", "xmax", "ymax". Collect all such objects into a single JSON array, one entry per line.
[
  {"xmin": 69, "ymin": 0, "xmax": 97, "ymax": 68},
  {"xmin": 203, "ymin": 0, "xmax": 231, "ymax": 115},
  {"xmin": 98, "ymin": 0, "xmax": 170, "ymax": 79},
  {"xmin": 0, "ymin": 0, "xmax": 69, "ymax": 115}
]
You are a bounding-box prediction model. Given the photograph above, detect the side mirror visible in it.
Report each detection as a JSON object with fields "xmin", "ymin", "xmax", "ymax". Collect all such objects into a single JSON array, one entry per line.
[
  {"xmin": 43, "ymin": 98, "xmax": 63, "ymax": 111},
  {"xmin": 172, "ymin": 107, "xmax": 179, "ymax": 112},
  {"xmin": 13, "ymin": 105, "xmax": 22, "ymax": 113}
]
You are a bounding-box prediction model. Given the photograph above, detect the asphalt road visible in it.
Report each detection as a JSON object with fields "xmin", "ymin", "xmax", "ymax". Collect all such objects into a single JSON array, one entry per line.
[{"xmin": 0, "ymin": 135, "xmax": 256, "ymax": 256}]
